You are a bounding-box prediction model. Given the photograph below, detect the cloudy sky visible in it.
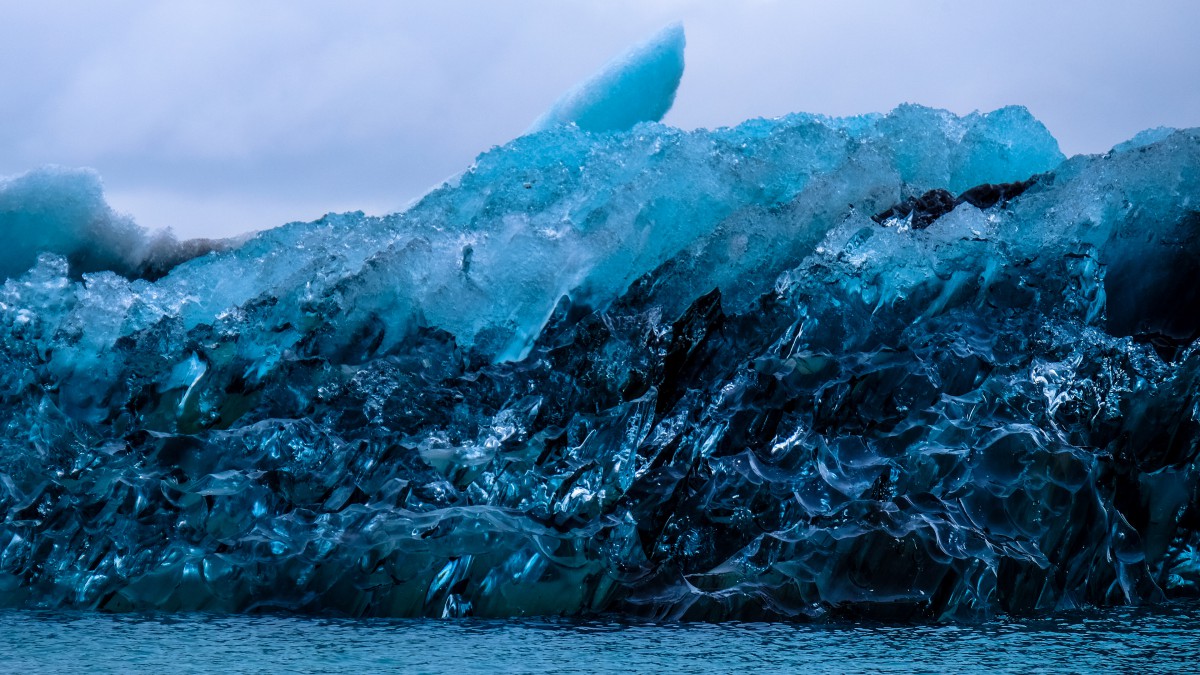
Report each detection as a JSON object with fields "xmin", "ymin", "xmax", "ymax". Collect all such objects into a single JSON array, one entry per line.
[{"xmin": 3, "ymin": 0, "xmax": 1198, "ymax": 238}]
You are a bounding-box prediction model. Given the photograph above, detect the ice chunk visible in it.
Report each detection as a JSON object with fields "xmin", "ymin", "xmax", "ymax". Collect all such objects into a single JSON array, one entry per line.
[
  {"xmin": 529, "ymin": 23, "xmax": 685, "ymax": 133},
  {"xmin": 0, "ymin": 167, "xmax": 145, "ymax": 279},
  {"xmin": 1111, "ymin": 126, "xmax": 1178, "ymax": 154},
  {"xmin": 0, "ymin": 167, "xmax": 234, "ymax": 281}
]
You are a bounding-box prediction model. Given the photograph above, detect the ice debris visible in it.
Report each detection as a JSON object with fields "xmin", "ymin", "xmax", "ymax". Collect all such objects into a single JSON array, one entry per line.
[
  {"xmin": 1, "ymin": 106, "xmax": 1199, "ymax": 620},
  {"xmin": 529, "ymin": 23, "xmax": 685, "ymax": 133}
]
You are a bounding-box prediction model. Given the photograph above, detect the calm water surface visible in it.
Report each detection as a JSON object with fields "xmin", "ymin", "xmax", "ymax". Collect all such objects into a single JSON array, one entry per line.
[{"xmin": 1, "ymin": 602, "xmax": 1197, "ymax": 673}]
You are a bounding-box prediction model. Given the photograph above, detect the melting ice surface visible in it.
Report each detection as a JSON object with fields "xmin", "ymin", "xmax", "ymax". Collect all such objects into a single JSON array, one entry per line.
[{"xmin": 2, "ymin": 30, "xmax": 1200, "ymax": 621}]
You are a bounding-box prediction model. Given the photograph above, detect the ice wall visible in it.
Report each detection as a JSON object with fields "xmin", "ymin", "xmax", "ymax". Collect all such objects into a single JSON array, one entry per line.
[{"xmin": 2, "ymin": 108, "xmax": 1198, "ymax": 621}]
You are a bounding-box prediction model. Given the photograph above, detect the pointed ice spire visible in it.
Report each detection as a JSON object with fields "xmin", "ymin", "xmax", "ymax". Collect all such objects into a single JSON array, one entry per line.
[{"xmin": 529, "ymin": 23, "xmax": 686, "ymax": 134}]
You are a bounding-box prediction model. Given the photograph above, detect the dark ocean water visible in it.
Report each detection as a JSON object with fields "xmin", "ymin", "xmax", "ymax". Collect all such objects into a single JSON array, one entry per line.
[{"xmin": 1, "ymin": 602, "xmax": 1197, "ymax": 674}]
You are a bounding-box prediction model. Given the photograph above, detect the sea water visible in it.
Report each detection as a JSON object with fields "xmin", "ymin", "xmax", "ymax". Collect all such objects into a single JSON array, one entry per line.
[{"xmin": 1, "ymin": 602, "xmax": 1198, "ymax": 673}]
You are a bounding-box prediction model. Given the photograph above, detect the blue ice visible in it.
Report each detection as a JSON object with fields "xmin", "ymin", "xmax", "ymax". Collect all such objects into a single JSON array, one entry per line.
[{"xmin": 528, "ymin": 23, "xmax": 686, "ymax": 133}]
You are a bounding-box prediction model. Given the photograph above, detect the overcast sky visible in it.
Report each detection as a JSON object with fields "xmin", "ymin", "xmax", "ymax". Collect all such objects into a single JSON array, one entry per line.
[{"xmin": 3, "ymin": 0, "xmax": 1198, "ymax": 238}]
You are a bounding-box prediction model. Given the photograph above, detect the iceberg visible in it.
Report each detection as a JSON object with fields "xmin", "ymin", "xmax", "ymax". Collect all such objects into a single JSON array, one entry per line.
[
  {"xmin": 0, "ymin": 30, "xmax": 1198, "ymax": 622},
  {"xmin": 529, "ymin": 23, "xmax": 685, "ymax": 133}
]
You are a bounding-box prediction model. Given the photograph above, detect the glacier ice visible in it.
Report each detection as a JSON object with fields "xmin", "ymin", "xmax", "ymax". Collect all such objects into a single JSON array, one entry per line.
[
  {"xmin": 529, "ymin": 23, "xmax": 685, "ymax": 134},
  {"xmin": 1, "ymin": 103, "xmax": 1200, "ymax": 621}
]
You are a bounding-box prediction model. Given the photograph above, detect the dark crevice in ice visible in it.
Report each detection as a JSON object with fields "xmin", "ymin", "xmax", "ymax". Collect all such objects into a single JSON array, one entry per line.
[
  {"xmin": 871, "ymin": 176, "xmax": 1041, "ymax": 230},
  {"xmin": 1105, "ymin": 210, "xmax": 1200, "ymax": 360}
]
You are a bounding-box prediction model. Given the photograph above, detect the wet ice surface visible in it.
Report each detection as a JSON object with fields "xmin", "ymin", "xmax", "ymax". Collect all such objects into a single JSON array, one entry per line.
[{"xmin": 1, "ymin": 602, "xmax": 1198, "ymax": 674}]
